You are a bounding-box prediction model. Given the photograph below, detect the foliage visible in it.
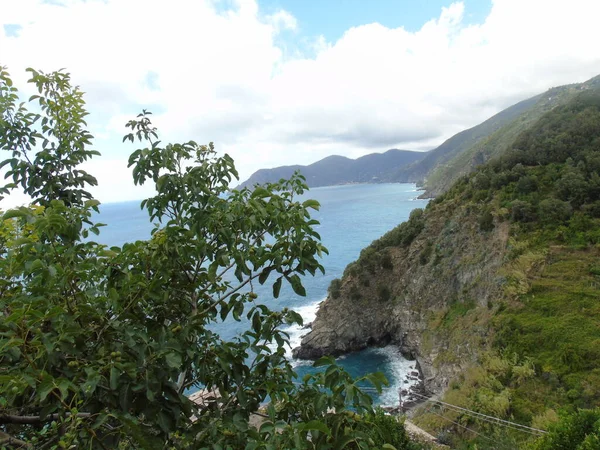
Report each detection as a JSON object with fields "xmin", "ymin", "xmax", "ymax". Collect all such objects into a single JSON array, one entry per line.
[
  {"xmin": 0, "ymin": 67, "xmax": 407, "ymax": 448},
  {"xmin": 528, "ymin": 408, "xmax": 600, "ymax": 450},
  {"xmin": 363, "ymin": 408, "xmax": 421, "ymax": 450},
  {"xmin": 478, "ymin": 208, "xmax": 494, "ymax": 231},
  {"xmin": 376, "ymin": 284, "xmax": 391, "ymax": 303},
  {"xmin": 328, "ymin": 278, "xmax": 342, "ymax": 299},
  {"xmin": 374, "ymin": 208, "xmax": 425, "ymax": 250},
  {"xmin": 371, "ymin": 89, "xmax": 600, "ymax": 448}
]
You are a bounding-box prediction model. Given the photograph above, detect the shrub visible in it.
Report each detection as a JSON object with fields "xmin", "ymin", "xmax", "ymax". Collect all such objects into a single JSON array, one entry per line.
[
  {"xmin": 349, "ymin": 285, "xmax": 362, "ymax": 301},
  {"xmin": 511, "ymin": 200, "xmax": 536, "ymax": 222},
  {"xmin": 328, "ymin": 278, "xmax": 342, "ymax": 299},
  {"xmin": 516, "ymin": 174, "xmax": 538, "ymax": 194},
  {"xmin": 529, "ymin": 408, "xmax": 600, "ymax": 450},
  {"xmin": 381, "ymin": 250, "xmax": 393, "ymax": 270},
  {"xmin": 377, "ymin": 284, "xmax": 391, "ymax": 302},
  {"xmin": 364, "ymin": 408, "xmax": 417, "ymax": 449},
  {"xmin": 419, "ymin": 241, "xmax": 433, "ymax": 265},
  {"xmin": 479, "ymin": 209, "xmax": 495, "ymax": 231},
  {"xmin": 343, "ymin": 262, "xmax": 359, "ymax": 278},
  {"xmin": 539, "ymin": 198, "xmax": 573, "ymax": 225}
]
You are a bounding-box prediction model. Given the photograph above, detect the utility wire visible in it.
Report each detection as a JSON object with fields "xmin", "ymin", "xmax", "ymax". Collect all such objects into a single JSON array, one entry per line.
[
  {"xmin": 410, "ymin": 392, "xmax": 546, "ymax": 435},
  {"xmin": 426, "ymin": 405, "xmax": 497, "ymax": 444}
]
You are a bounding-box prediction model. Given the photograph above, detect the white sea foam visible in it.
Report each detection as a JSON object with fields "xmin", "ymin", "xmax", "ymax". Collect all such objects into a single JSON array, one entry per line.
[
  {"xmin": 268, "ymin": 299, "xmax": 323, "ymax": 363},
  {"xmin": 372, "ymin": 346, "xmax": 420, "ymax": 407},
  {"xmin": 272, "ymin": 302, "xmax": 421, "ymax": 405}
]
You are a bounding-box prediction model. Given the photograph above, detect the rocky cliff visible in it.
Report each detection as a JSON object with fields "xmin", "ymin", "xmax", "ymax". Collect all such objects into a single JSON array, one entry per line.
[{"xmin": 294, "ymin": 192, "xmax": 510, "ymax": 394}]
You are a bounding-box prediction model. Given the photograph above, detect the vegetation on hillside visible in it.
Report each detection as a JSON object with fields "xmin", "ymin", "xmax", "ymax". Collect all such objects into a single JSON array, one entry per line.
[
  {"xmin": 420, "ymin": 75, "xmax": 600, "ymax": 197},
  {"xmin": 0, "ymin": 67, "xmax": 421, "ymax": 449},
  {"xmin": 333, "ymin": 90, "xmax": 600, "ymax": 448}
]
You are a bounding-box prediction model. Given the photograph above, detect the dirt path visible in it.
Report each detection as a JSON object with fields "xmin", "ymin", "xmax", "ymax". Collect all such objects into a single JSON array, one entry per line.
[{"xmin": 405, "ymin": 420, "xmax": 449, "ymax": 448}]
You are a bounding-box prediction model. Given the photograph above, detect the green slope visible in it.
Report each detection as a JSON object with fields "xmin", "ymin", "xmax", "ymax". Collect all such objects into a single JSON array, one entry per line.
[
  {"xmin": 321, "ymin": 89, "xmax": 600, "ymax": 448},
  {"xmin": 417, "ymin": 75, "xmax": 600, "ymax": 197}
]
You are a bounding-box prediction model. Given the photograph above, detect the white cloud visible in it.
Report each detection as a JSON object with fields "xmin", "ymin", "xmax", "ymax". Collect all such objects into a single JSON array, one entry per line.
[
  {"xmin": 267, "ymin": 9, "xmax": 297, "ymax": 32},
  {"xmin": 2, "ymin": 0, "xmax": 600, "ymax": 204}
]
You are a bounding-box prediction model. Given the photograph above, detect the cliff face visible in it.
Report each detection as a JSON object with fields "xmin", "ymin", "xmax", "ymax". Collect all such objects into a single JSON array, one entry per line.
[{"xmin": 294, "ymin": 195, "xmax": 510, "ymax": 394}]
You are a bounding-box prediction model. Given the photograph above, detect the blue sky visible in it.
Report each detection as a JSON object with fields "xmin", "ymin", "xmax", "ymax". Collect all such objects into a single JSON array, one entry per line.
[
  {"xmin": 2, "ymin": 0, "xmax": 600, "ymax": 205},
  {"xmin": 260, "ymin": 0, "xmax": 492, "ymax": 40}
]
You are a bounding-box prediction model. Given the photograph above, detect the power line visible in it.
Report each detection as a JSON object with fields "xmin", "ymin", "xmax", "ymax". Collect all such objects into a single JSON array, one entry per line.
[
  {"xmin": 409, "ymin": 392, "xmax": 546, "ymax": 435},
  {"xmin": 426, "ymin": 405, "xmax": 497, "ymax": 444}
]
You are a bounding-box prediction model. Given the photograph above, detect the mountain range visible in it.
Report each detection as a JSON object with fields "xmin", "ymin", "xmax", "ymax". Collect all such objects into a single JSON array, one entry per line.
[
  {"xmin": 240, "ymin": 74, "xmax": 600, "ymax": 199},
  {"xmin": 238, "ymin": 149, "xmax": 425, "ymax": 189}
]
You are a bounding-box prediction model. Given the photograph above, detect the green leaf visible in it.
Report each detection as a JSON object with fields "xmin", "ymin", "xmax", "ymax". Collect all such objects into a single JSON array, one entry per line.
[
  {"xmin": 57, "ymin": 379, "xmax": 70, "ymax": 399},
  {"xmin": 252, "ymin": 187, "xmax": 270, "ymax": 199},
  {"xmin": 297, "ymin": 420, "xmax": 330, "ymax": 434},
  {"xmin": 272, "ymin": 277, "xmax": 282, "ymax": 298},
  {"xmin": 258, "ymin": 267, "xmax": 272, "ymax": 285},
  {"xmin": 313, "ymin": 356, "xmax": 335, "ymax": 368},
  {"xmin": 119, "ymin": 414, "xmax": 164, "ymax": 449},
  {"xmin": 302, "ymin": 199, "xmax": 320, "ymax": 210},
  {"xmin": 110, "ymin": 366, "xmax": 119, "ymax": 390},
  {"xmin": 38, "ymin": 378, "xmax": 54, "ymax": 402},
  {"xmin": 232, "ymin": 412, "xmax": 248, "ymax": 431},
  {"xmin": 289, "ymin": 274, "xmax": 306, "ymax": 296},
  {"xmin": 165, "ymin": 352, "xmax": 181, "ymax": 369}
]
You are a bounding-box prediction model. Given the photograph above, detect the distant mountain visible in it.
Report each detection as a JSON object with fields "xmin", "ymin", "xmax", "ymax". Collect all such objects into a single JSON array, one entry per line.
[
  {"xmin": 382, "ymin": 93, "xmax": 542, "ymax": 187},
  {"xmin": 240, "ymin": 75, "xmax": 600, "ymax": 195},
  {"xmin": 238, "ymin": 149, "xmax": 425, "ymax": 189},
  {"xmin": 391, "ymin": 74, "xmax": 600, "ymax": 196}
]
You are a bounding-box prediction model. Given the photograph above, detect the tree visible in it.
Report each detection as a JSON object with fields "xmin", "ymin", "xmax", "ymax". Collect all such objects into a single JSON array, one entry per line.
[{"xmin": 0, "ymin": 68, "xmax": 401, "ymax": 448}]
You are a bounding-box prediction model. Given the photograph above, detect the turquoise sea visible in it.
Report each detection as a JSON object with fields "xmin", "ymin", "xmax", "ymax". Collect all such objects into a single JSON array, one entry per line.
[{"xmin": 95, "ymin": 183, "xmax": 427, "ymax": 405}]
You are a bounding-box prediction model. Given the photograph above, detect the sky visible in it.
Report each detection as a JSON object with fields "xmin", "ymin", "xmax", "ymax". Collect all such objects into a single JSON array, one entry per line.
[{"xmin": 2, "ymin": 0, "xmax": 600, "ymax": 205}]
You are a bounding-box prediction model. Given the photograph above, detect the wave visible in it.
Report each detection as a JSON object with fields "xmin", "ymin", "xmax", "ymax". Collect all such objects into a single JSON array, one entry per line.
[
  {"xmin": 268, "ymin": 298, "xmax": 324, "ymax": 363},
  {"xmin": 272, "ymin": 302, "xmax": 419, "ymax": 405},
  {"xmin": 371, "ymin": 347, "xmax": 419, "ymax": 407}
]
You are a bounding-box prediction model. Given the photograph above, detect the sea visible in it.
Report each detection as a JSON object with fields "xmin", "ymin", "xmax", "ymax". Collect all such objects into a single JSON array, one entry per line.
[{"xmin": 94, "ymin": 183, "xmax": 428, "ymax": 406}]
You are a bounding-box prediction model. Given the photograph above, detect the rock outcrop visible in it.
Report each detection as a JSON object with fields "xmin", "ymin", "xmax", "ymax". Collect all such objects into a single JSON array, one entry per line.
[{"xmin": 293, "ymin": 197, "xmax": 510, "ymax": 395}]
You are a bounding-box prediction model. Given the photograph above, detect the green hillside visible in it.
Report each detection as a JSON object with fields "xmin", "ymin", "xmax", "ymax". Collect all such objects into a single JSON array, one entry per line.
[
  {"xmin": 417, "ymin": 75, "xmax": 600, "ymax": 197},
  {"xmin": 298, "ymin": 89, "xmax": 600, "ymax": 448},
  {"xmin": 384, "ymin": 92, "xmax": 542, "ymax": 185},
  {"xmin": 414, "ymin": 91, "xmax": 600, "ymax": 447}
]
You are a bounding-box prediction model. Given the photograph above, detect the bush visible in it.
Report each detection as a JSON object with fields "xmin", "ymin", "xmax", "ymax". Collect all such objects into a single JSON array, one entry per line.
[
  {"xmin": 381, "ymin": 250, "xmax": 393, "ymax": 270},
  {"xmin": 364, "ymin": 408, "xmax": 418, "ymax": 449},
  {"xmin": 539, "ymin": 198, "xmax": 573, "ymax": 225},
  {"xmin": 419, "ymin": 241, "xmax": 433, "ymax": 265},
  {"xmin": 479, "ymin": 209, "xmax": 495, "ymax": 231},
  {"xmin": 377, "ymin": 284, "xmax": 391, "ymax": 302},
  {"xmin": 328, "ymin": 278, "xmax": 342, "ymax": 299},
  {"xmin": 343, "ymin": 261, "xmax": 360, "ymax": 278},
  {"xmin": 373, "ymin": 208, "xmax": 425, "ymax": 250},
  {"xmin": 511, "ymin": 200, "xmax": 537, "ymax": 222},
  {"xmin": 529, "ymin": 408, "xmax": 600, "ymax": 450},
  {"xmin": 516, "ymin": 174, "xmax": 539, "ymax": 194},
  {"xmin": 556, "ymin": 171, "xmax": 590, "ymax": 207},
  {"xmin": 349, "ymin": 285, "xmax": 362, "ymax": 301}
]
